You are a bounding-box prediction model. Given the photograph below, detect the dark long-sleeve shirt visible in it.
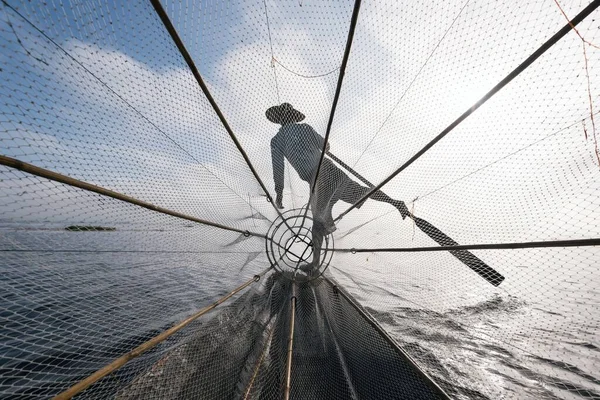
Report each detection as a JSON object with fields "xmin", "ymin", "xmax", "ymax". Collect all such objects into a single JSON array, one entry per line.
[{"xmin": 271, "ymin": 123, "xmax": 324, "ymax": 196}]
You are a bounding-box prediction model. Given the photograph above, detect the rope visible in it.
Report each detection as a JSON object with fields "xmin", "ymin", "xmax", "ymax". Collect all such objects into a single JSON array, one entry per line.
[
  {"xmin": 4, "ymin": 11, "xmax": 48, "ymax": 65},
  {"xmin": 583, "ymin": 39, "xmax": 600, "ymax": 166},
  {"xmin": 335, "ymin": 0, "xmax": 600, "ymax": 222},
  {"xmin": 52, "ymin": 269, "xmax": 269, "ymax": 400},
  {"xmin": 552, "ymin": 0, "xmax": 599, "ymax": 166},
  {"xmin": 0, "ymin": 155, "xmax": 267, "ymax": 239},
  {"xmin": 351, "ymin": 0, "xmax": 471, "ymax": 169},
  {"xmin": 263, "ymin": 0, "xmax": 281, "ymax": 103},
  {"xmin": 553, "ymin": 0, "xmax": 600, "ymax": 50},
  {"xmin": 272, "ymin": 57, "xmax": 340, "ymax": 79}
]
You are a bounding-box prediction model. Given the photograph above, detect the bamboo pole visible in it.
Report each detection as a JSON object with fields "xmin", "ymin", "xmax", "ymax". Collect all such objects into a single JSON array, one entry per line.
[
  {"xmin": 283, "ymin": 286, "xmax": 297, "ymax": 400},
  {"xmin": 243, "ymin": 326, "xmax": 275, "ymax": 400},
  {"xmin": 335, "ymin": 0, "xmax": 600, "ymax": 222},
  {"xmin": 53, "ymin": 270, "xmax": 268, "ymax": 400},
  {"xmin": 334, "ymin": 237, "xmax": 600, "ymax": 253},
  {"xmin": 0, "ymin": 155, "xmax": 266, "ymax": 239}
]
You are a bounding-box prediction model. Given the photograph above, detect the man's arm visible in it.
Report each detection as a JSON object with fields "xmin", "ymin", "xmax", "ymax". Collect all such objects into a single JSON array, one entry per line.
[{"xmin": 271, "ymin": 135, "xmax": 285, "ymax": 208}]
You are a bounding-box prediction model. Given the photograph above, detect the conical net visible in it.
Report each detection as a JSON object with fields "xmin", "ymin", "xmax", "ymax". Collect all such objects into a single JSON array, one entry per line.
[{"xmin": 1, "ymin": 1, "xmax": 599, "ymax": 399}]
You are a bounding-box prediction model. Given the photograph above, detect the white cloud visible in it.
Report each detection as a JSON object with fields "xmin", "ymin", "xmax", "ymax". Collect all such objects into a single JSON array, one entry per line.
[{"xmin": 0, "ymin": 27, "xmax": 277, "ymax": 226}]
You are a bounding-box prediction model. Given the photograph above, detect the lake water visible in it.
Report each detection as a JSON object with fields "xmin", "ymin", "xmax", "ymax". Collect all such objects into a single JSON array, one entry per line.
[{"xmin": 1, "ymin": 225, "xmax": 599, "ymax": 399}]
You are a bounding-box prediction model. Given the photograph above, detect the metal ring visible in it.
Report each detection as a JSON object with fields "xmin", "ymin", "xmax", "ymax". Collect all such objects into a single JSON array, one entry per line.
[{"xmin": 264, "ymin": 207, "xmax": 334, "ymax": 282}]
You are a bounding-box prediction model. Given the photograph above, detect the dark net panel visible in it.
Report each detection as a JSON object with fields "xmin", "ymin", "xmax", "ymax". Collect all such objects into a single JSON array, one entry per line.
[
  {"xmin": 309, "ymin": 278, "xmax": 447, "ymax": 400},
  {"xmin": 115, "ymin": 273, "xmax": 447, "ymax": 400},
  {"xmin": 113, "ymin": 273, "xmax": 289, "ymax": 400},
  {"xmin": 0, "ymin": 0, "xmax": 276, "ymax": 230},
  {"xmin": 114, "ymin": 273, "xmax": 291, "ymax": 400}
]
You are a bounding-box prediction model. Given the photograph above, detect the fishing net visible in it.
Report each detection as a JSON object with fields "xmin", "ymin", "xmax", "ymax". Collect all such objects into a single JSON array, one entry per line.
[{"xmin": 1, "ymin": 0, "xmax": 599, "ymax": 399}]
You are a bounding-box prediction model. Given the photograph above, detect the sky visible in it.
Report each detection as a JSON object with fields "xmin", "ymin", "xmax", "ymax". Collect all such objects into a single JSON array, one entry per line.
[{"xmin": 1, "ymin": 0, "xmax": 599, "ymax": 269}]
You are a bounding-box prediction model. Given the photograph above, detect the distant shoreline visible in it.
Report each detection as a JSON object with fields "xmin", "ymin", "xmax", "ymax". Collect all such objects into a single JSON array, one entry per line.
[{"xmin": 65, "ymin": 226, "xmax": 116, "ymax": 232}]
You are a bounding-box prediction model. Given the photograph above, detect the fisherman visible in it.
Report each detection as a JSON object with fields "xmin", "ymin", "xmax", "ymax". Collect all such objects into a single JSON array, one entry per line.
[{"xmin": 267, "ymin": 103, "xmax": 409, "ymax": 272}]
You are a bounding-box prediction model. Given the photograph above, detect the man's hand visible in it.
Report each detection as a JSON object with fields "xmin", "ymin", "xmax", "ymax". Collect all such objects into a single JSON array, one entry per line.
[{"xmin": 276, "ymin": 194, "xmax": 284, "ymax": 209}]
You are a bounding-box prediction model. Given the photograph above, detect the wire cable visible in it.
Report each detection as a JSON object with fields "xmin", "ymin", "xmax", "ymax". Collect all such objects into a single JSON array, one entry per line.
[
  {"xmin": 272, "ymin": 57, "xmax": 340, "ymax": 79},
  {"xmin": 350, "ymin": 0, "xmax": 471, "ymax": 170},
  {"xmin": 263, "ymin": 0, "xmax": 281, "ymax": 103}
]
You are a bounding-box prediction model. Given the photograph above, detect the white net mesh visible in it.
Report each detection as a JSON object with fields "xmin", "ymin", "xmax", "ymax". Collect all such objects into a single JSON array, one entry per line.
[{"xmin": 1, "ymin": 0, "xmax": 599, "ymax": 399}]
